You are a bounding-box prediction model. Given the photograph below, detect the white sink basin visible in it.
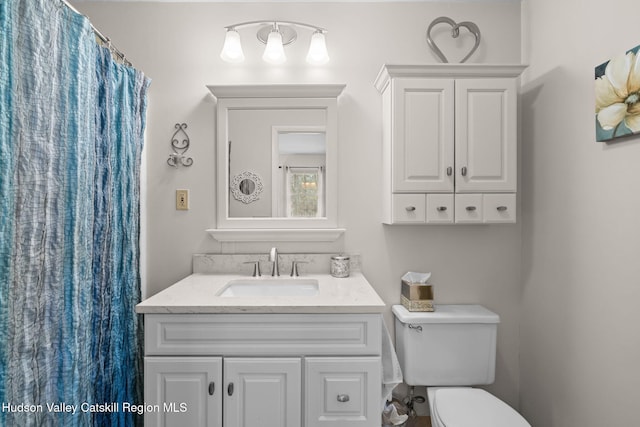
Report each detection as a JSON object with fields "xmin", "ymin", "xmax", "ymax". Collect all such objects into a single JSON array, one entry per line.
[{"xmin": 217, "ymin": 278, "xmax": 319, "ymax": 297}]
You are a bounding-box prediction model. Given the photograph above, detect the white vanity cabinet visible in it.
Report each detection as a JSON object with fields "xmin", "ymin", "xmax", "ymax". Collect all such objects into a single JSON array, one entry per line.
[
  {"xmin": 143, "ymin": 313, "xmax": 382, "ymax": 427},
  {"xmin": 375, "ymin": 64, "xmax": 526, "ymax": 224}
]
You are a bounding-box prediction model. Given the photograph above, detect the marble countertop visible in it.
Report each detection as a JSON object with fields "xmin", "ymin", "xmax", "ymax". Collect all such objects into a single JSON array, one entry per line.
[{"xmin": 136, "ymin": 272, "xmax": 386, "ymax": 314}]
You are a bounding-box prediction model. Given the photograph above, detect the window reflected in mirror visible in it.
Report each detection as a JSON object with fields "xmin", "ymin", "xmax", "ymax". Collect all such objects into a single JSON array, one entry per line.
[{"xmin": 274, "ymin": 129, "xmax": 326, "ymax": 218}]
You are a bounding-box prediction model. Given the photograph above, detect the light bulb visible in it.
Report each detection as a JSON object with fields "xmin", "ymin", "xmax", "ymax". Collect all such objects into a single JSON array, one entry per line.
[
  {"xmin": 306, "ymin": 31, "xmax": 329, "ymax": 65},
  {"xmin": 262, "ymin": 30, "xmax": 286, "ymax": 65},
  {"xmin": 220, "ymin": 29, "xmax": 244, "ymax": 63}
]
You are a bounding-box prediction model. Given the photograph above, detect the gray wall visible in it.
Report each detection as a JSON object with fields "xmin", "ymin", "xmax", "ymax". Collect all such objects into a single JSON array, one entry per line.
[
  {"xmin": 72, "ymin": 1, "xmax": 523, "ymax": 409},
  {"xmin": 520, "ymin": 0, "xmax": 640, "ymax": 425}
]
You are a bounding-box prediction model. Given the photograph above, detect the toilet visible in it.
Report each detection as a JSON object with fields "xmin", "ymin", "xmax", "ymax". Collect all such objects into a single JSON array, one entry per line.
[{"xmin": 392, "ymin": 304, "xmax": 530, "ymax": 427}]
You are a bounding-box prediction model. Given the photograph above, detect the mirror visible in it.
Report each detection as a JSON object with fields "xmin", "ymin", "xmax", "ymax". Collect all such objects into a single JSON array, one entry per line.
[
  {"xmin": 210, "ymin": 85, "xmax": 345, "ymax": 230},
  {"xmin": 230, "ymin": 171, "xmax": 263, "ymax": 204}
]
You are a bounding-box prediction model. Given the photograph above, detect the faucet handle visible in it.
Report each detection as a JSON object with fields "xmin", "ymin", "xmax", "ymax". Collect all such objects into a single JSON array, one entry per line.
[
  {"xmin": 243, "ymin": 261, "xmax": 261, "ymax": 277},
  {"xmin": 290, "ymin": 261, "xmax": 308, "ymax": 277}
]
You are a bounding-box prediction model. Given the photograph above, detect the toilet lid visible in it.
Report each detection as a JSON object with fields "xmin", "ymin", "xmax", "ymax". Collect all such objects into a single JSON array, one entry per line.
[{"xmin": 433, "ymin": 388, "xmax": 530, "ymax": 427}]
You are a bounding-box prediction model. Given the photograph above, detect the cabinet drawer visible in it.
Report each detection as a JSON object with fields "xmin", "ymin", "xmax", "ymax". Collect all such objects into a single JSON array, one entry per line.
[
  {"xmin": 454, "ymin": 194, "xmax": 483, "ymax": 223},
  {"xmin": 305, "ymin": 357, "xmax": 381, "ymax": 427},
  {"xmin": 426, "ymin": 194, "xmax": 454, "ymax": 224},
  {"xmin": 392, "ymin": 194, "xmax": 426, "ymax": 223},
  {"xmin": 145, "ymin": 314, "xmax": 381, "ymax": 356},
  {"xmin": 483, "ymin": 193, "xmax": 516, "ymax": 223}
]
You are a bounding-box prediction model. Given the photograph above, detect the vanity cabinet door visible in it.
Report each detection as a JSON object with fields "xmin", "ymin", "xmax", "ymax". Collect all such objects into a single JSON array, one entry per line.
[
  {"xmin": 224, "ymin": 357, "xmax": 302, "ymax": 427},
  {"xmin": 145, "ymin": 356, "xmax": 222, "ymax": 427},
  {"xmin": 305, "ymin": 357, "xmax": 381, "ymax": 427}
]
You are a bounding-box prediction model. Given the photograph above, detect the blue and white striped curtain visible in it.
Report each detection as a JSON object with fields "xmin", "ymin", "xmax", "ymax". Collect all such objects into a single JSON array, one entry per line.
[{"xmin": 0, "ymin": 1, "xmax": 150, "ymax": 426}]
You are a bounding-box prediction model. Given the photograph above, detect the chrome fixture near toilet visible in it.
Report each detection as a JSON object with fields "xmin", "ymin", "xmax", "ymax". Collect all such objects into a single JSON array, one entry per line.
[{"xmin": 392, "ymin": 304, "xmax": 531, "ymax": 427}]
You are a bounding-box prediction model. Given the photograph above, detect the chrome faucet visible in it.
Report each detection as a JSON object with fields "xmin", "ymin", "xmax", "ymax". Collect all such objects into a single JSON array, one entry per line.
[{"xmin": 269, "ymin": 247, "xmax": 279, "ymax": 276}]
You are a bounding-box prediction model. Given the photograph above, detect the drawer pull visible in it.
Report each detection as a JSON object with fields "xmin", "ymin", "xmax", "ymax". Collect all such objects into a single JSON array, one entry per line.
[
  {"xmin": 436, "ymin": 206, "xmax": 447, "ymax": 212},
  {"xmin": 496, "ymin": 206, "xmax": 508, "ymax": 212},
  {"xmin": 446, "ymin": 166, "xmax": 453, "ymax": 176},
  {"xmin": 209, "ymin": 382, "xmax": 215, "ymax": 396},
  {"xmin": 337, "ymin": 394, "xmax": 350, "ymax": 403},
  {"xmin": 465, "ymin": 206, "xmax": 477, "ymax": 212},
  {"xmin": 405, "ymin": 206, "xmax": 416, "ymax": 212},
  {"xmin": 227, "ymin": 383, "xmax": 234, "ymax": 396},
  {"xmin": 461, "ymin": 166, "xmax": 468, "ymax": 176}
]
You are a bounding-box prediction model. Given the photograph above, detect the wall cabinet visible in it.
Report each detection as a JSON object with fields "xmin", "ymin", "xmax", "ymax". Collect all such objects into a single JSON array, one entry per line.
[
  {"xmin": 375, "ymin": 64, "xmax": 526, "ymax": 224},
  {"xmin": 143, "ymin": 313, "xmax": 381, "ymax": 427}
]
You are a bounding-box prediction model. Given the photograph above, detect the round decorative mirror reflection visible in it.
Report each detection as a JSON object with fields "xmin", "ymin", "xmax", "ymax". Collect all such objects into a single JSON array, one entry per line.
[
  {"xmin": 239, "ymin": 179, "xmax": 256, "ymax": 195},
  {"xmin": 230, "ymin": 171, "xmax": 263, "ymax": 204}
]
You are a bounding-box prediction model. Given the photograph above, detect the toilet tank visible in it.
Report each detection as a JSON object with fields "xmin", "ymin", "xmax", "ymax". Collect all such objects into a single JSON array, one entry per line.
[{"xmin": 392, "ymin": 304, "xmax": 499, "ymax": 386}]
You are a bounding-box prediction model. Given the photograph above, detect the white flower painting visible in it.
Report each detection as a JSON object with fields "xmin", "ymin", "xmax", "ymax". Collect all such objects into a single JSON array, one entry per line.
[{"xmin": 595, "ymin": 44, "xmax": 640, "ymax": 142}]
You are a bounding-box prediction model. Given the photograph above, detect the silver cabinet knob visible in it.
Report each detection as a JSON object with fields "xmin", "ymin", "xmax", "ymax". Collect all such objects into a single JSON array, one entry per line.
[
  {"xmin": 461, "ymin": 166, "xmax": 468, "ymax": 176},
  {"xmin": 446, "ymin": 166, "xmax": 453, "ymax": 176},
  {"xmin": 497, "ymin": 206, "xmax": 508, "ymax": 212},
  {"xmin": 465, "ymin": 206, "xmax": 476, "ymax": 211},
  {"xmin": 209, "ymin": 382, "xmax": 215, "ymax": 396},
  {"xmin": 337, "ymin": 394, "xmax": 350, "ymax": 403},
  {"xmin": 405, "ymin": 206, "xmax": 416, "ymax": 212},
  {"xmin": 436, "ymin": 206, "xmax": 447, "ymax": 212},
  {"xmin": 227, "ymin": 383, "xmax": 234, "ymax": 396}
]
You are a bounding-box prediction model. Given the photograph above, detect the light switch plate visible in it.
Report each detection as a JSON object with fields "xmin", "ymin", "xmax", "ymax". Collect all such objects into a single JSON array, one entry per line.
[{"xmin": 176, "ymin": 189, "xmax": 189, "ymax": 210}]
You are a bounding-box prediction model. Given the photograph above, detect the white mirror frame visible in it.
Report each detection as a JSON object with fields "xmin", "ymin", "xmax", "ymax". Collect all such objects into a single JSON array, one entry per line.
[{"xmin": 207, "ymin": 85, "xmax": 346, "ymax": 240}]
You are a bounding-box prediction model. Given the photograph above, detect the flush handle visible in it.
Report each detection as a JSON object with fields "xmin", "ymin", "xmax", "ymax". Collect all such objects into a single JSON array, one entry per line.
[{"xmin": 337, "ymin": 394, "xmax": 350, "ymax": 403}]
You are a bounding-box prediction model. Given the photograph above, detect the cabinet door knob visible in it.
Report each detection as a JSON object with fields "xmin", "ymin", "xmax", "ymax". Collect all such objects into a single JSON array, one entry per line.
[
  {"xmin": 436, "ymin": 206, "xmax": 447, "ymax": 212},
  {"xmin": 446, "ymin": 166, "xmax": 453, "ymax": 176},
  {"xmin": 496, "ymin": 206, "xmax": 508, "ymax": 212},
  {"xmin": 337, "ymin": 394, "xmax": 350, "ymax": 403},
  {"xmin": 461, "ymin": 166, "xmax": 468, "ymax": 176},
  {"xmin": 227, "ymin": 383, "xmax": 234, "ymax": 396},
  {"xmin": 466, "ymin": 206, "xmax": 476, "ymax": 211},
  {"xmin": 209, "ymin": 382, "xmax": 215, "ymax": 396},
  {"xmin": 405, "ymin": 206, "xmax": 416, "ymax": 212}
]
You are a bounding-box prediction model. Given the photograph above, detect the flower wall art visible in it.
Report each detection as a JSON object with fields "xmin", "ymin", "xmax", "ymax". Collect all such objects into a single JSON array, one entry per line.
[{"xmin": 595, "ymin": 44, "xmax": 640, "ymax": 142}]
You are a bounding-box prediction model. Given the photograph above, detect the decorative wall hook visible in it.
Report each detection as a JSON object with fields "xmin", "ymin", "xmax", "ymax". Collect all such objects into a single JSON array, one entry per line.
[
  {"xmin": 167, "ymin": 123, "xmax": 193, "ymax": 167},
  {"xmin": 426, "ymin": 16, "xmax": 481, "ymax": 63}
]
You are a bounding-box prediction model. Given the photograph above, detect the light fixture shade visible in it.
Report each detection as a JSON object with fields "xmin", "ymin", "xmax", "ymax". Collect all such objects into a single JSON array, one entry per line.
[
  {"xmin": 306, "ymin": 31, "xmax": 330, "ymax": 65},
  {"xmin": 220, "ymin": 29, "xmax": 245, "ymax": 63},
  {"xmin": 262, "ymin": 30, "xmax": 286, "ymax": 65}
]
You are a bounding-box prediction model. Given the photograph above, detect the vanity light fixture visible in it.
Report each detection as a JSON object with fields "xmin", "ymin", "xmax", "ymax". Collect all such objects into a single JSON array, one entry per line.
[{"xmin": 220, "ymin": 21, "xmax": 330, "ymax": 65}]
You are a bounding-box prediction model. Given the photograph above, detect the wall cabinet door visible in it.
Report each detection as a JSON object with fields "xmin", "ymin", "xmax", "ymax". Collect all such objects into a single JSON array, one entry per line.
[
  {"xmin": 391, "ymin": 78, "xmax": 454, "ymax": 193},
  {"xmin": 224, "ymin": 357, "xmax": 302, "ymax": 427},
  {"xmin": 455, "ymin": 78, "xmax": 517, "ymax": 193},
  {"xmin": 305, "ymin": 357, "xmax": 381, "ymax": 427},
  {"xmin": 145, "ymin": 356, "xmax": 222, "ymax": 427}
]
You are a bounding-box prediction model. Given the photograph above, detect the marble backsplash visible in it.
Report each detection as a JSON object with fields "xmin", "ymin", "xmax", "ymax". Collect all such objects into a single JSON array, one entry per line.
[{"xmin": 193, "ymin": 253, "xmax": 361, "ymax": 277}]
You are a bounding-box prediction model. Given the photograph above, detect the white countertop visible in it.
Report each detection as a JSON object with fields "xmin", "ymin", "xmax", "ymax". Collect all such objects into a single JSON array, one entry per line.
[{"xmin": 136, "ymin": 272, "xmax": 386, "ymax": 314}]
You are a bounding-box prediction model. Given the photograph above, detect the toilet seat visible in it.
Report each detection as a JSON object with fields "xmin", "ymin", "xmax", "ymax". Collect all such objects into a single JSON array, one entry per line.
[{"xmin": 430, "ymin": 387, "xmax": 530, "ymax": 427}]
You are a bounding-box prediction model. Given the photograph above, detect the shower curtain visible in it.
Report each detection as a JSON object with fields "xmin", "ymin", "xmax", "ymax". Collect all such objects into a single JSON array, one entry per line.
[{"xmin": 0, "ymin": 1, "xmax": 150, "ymax": 426}]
